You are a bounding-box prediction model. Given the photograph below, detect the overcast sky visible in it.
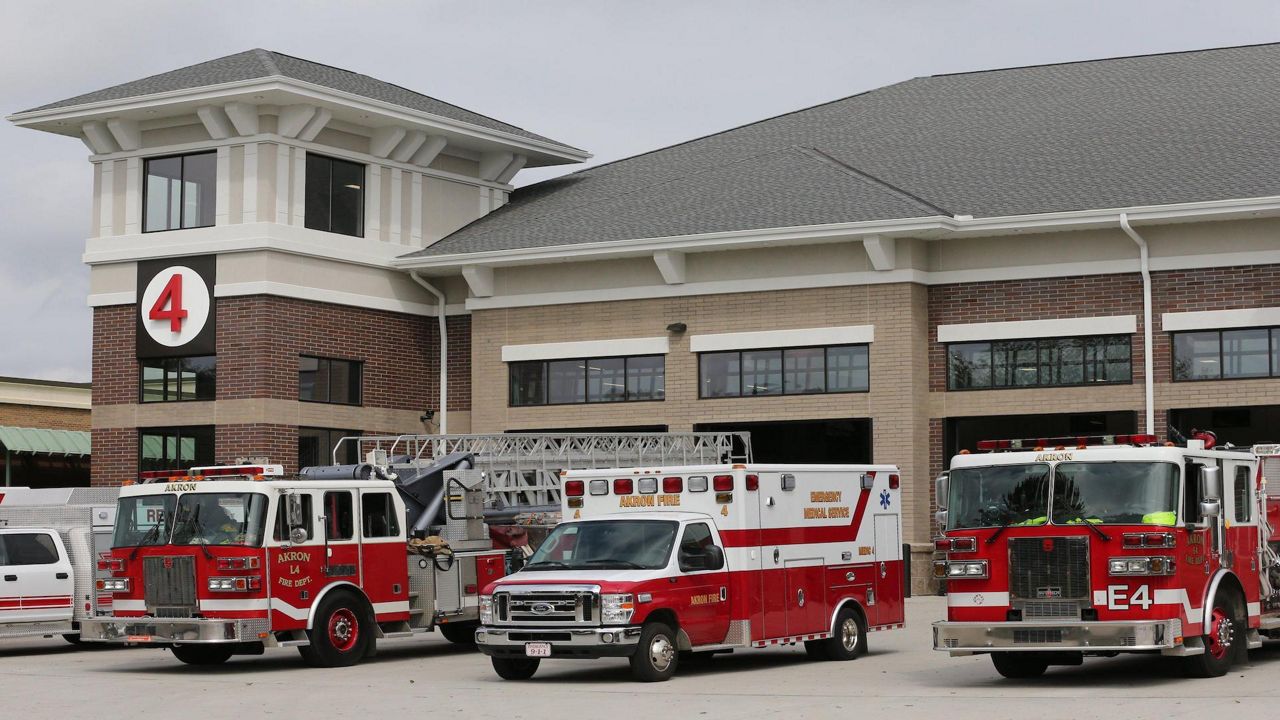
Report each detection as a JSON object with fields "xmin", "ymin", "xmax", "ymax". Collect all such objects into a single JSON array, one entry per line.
[{"xmin": 0, "ymin": 0, "xmax": 1276, "ymax": 382}]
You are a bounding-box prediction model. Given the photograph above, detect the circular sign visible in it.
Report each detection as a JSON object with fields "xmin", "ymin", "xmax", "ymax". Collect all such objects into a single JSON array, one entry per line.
[{"xmin": 139, "ymin": 265, "xmax": 211, "ymax": 348}]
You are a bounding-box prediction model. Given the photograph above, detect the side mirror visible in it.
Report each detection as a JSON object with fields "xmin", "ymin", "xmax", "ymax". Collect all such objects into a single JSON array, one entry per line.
[
  {"xmin": 935, "ymin": 509, "xmax": 948, "ymax": 532},
  {"xmin": 1200, "ymin": 499, "xmax": 1221, "ymax": 520},
  {"xmin": 703, "ymin": 545, "xmax": 725, "ymax": 571},
  {"xmin": 1201, "ymin": 466, "xmax": 1222, "ymax": 501},
  {"xmin": 935, "ymin": 473, "xmax": 950, "ymax": 510},
  {"xmin": 289, "ymin": 526, "xmax": 309, "ymax": 544}
]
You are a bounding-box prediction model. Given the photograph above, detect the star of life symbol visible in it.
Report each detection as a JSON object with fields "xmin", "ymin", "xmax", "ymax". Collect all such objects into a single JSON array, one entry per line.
[
  {"xmin": 879, "ymin": 489, "xmax": 891, "ymax": 509},
  {"xmin": 973, "ymin": 594, "xmax": 985, "ymax": 605}
]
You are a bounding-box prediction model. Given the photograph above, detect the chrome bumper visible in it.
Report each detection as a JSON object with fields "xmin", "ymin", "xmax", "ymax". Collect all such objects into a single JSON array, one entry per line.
[
  {"xmin": 932, "ymin": 618, "xmax": 1193, "ymax": 655},
  {"xmin": 476, "ymin": 625, "xmax": 642, "ymax": 658},
  {"xmin": 79, "ymin": 616, "xmax": 272, "ymax": 645}
]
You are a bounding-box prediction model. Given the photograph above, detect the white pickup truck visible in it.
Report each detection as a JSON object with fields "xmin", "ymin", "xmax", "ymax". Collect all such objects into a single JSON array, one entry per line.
[{"xmin": 0, "ymin": 487, "xmax": 118, "ymax": 642}]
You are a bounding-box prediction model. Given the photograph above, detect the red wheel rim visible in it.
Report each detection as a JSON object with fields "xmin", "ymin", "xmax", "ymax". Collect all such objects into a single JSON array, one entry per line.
[
  {"xmin": 1207, "ymin": 606, "xmax": 1232, "ymax": 660},
  {"xmin": 328, "ymin": 608, "xmax": 359, "ymax": 653}
]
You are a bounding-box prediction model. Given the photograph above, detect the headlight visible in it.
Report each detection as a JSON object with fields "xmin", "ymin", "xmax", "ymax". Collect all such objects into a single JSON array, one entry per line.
[
  {"xmin": 207, "ymin": 576, "xmax": 262, "ymax": 592},
  {"xmin": 601, "ymin": 593, "xmax": 635, "ymax": 624},
  {"xmin": 943, "ymin": 561, "xmax": 988, "ymax": 579},
  {"xmin": 96, "ymin": 578, "xmax": 130, "ymax": 592},
  {"xmin": 479, "ymin": 595, "xmax": 493, "ymax": 625},
  {"xmin": 1108, "ymin": 556, "xmax": 1175, "ymax": 576}
]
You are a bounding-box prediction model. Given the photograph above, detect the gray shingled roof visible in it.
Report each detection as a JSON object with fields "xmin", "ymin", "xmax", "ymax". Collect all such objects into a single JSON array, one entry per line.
[
  {"xmin": 406, "ymin": 43, "xmax": 1280, "ymax": 259},
  {"xmin": 21, "ymin": 49, "xmax": 579, "ymax": 150}
]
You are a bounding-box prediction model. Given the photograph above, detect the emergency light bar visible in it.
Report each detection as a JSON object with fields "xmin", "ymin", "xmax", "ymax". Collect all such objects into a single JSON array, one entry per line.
[
  {"xmin": 976, "ymin": 434, "xmax": 1157, "ymax": 452},
  {"xmin": 1254, "ymin": 444, "xmax": 1280, "ymax": 456},
  {"xmin": 138, "ymin": 464, "xmax": 285, "ymax": 483}
]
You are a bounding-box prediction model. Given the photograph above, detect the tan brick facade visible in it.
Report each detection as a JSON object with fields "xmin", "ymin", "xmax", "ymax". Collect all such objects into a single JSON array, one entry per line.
[{"xmin": 0, "ymin": 403, "xmax": 89, "ymax": 431}]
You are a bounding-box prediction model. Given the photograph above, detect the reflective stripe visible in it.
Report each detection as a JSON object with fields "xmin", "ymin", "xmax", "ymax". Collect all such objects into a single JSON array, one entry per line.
[{"xmin": 947, "ymin": 592, "xmax": 1010, "ymax": 607}]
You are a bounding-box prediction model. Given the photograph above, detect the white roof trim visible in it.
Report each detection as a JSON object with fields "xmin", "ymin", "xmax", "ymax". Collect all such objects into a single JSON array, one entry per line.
[
  {"xmin": 690, "ymin": 325, "xmax": 874, "ymax": 353},
  {"xmin": 501, "ymin": 337, "xmax": 669, "ymax": 362},
  {"xmin": 1162, "ymin": 307, "xmax": 1280, "ymax": 332},
  {"xmin": 937, "ymin": 315, "xmax": 1137, "ymax": 343}
]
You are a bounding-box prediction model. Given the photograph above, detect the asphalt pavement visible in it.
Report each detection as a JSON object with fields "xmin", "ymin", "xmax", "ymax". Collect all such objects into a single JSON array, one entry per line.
[{"xmin": 2, "ymin": 596, "xmax": 1278, "ymax": 719}]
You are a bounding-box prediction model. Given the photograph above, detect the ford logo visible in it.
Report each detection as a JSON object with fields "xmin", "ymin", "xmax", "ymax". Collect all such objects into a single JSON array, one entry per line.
[{"xmin": 531, "ymin": 602, "xmax": 555, "ymax": 615}]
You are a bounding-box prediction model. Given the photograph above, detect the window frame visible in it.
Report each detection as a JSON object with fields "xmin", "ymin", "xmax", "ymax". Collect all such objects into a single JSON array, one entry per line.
[
  {"xmin": 360, "ymin": 492, "xmax": 400, "ymax": 539},
  {"xmin": 297, "ymin": 427, "xmax": 362, "ymax": 470},
  {"xmin": 945, "ymin": 334, "xmax": 1133, "ymax": 391},
  {"xmin": 697, "ymin": 344, "xmax": 870, "ymax": 399},
  {"xmin": 139, "ymin": 355, "xmax": 217, "ymax": 403},
  {"xmin": 1171, "ymin": 327, "xmax": 1280, "ymax": 382},
  {"xmin": 507, "ymin": 355, "xmax": 666, "ymax": 407},
  {"xmin": 304, "ymin": 152, "xmax": 365, "ymax": 238},
  {"xmin": 298, "ymin": 355, "xmax": 364, "ymax": 406},
  {"xmin": 138, "ymin": 425, "xmax": 215, "ymax": 473},
  {"xmin": 142, "ymin": 152, "xmax": 217, "ymax": 233}
]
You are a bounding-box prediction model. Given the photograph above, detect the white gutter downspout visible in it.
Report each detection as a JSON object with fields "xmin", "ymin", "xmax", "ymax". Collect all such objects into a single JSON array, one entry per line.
[
  {"xmin": 1119, "ymin": 213, "xmax": 1154, "ymax": 436},
  {"xmin": 409, "ymin": 272, "xmax": 448, "ymax": 434}
]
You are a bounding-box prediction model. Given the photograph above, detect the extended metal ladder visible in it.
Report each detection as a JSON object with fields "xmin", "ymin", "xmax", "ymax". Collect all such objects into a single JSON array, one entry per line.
[{"xmin": 332, "ymin": 432, "xmax": 752, "ymax": 508}]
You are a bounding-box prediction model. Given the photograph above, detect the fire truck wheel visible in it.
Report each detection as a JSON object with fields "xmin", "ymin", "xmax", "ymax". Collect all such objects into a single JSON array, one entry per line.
[
  {"xmin": 171, "ymin": 645, "xmax": 235, "ymax": 666},
  {"xmin": 300, "ymin": 592, "xmax": 373, "ymax": 668},
  {"xmin": 1183, "ymin": 592, "xmax": 1243, "ymax": 678},
  {"xmin": 630, "ymin": 622, "xmax": 680, "ymax": 682},
  {"xmin": 815, "ymin": 606, "xmax": 868, "ymax": 661},
  {"xmin": 439, "ymin": 621, "xmax": 478, "ymax": 645},
  {"xmin": 491, "ymin": 657, "xmax": 540, "ymax": 680},
  {"xmin": 990, "ymin": 652, "xmax": 1048, "ymax": 679}
]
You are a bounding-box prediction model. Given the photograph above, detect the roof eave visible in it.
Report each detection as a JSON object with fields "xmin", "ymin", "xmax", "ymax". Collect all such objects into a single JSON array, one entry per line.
[
  {"xmin": 394, "ymin": 194, "xmax": 1280, "ymax": 271},
  {"xmin": 8, "ymin": 77, "xmax": 590, "ymax": 166}
]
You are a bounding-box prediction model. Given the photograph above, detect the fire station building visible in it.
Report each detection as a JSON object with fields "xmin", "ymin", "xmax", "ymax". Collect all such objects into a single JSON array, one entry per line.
[{"xmin": 10, "ymin": 44, "xmax": 1280, "ymax": 551}]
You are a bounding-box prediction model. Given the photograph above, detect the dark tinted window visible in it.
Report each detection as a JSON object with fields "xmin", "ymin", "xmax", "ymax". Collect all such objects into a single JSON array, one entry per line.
[
  {"xmin": 0, "ymin": 533, "xmax": 60, "ymax": 565},
  {"xmin": 361, "ymin": 493, "xmax": 399, "ymax": 538},
  {"xmin": 144, "ymin": 153, "xmax": 215, "ymax": 232},
  {"xmin": 1234, "ymin": 465, "xmax": 1253, "ymax": 523},
  {"xmin": 700, "ymin": 345, "xmax": 867, "ymax": 398},
  {"xmin": 297, "ymin": 428, "xmax": 361, "ymax": 470},
  {"xmin": 948, "ymin": 336, "xmax": 1131, "ymax": 390},
  {"xmin": 305, "ymin": 154, "xmax": 364, "ymax": 237},
  {"xmin": 139, "ymin": 426, "xmax": 214, "ymax": 472},
  {"xmin": 509, "ymin": 362, "xmax": 546, "ymax": 406},
  {"xmin": 299, "ymin": 356, "xmax": 361, "ymax": 405},
  {"xmin": 511, "ymin": 356, "xmax": 664, "ymax": 406},
  {"xmin": 1173, "ymin": 328, "xmax": 1280, "ymax": 381},
  {"xmin": 324, "ymin": 491, "xmax": 354, "ymax": 541},
  {"xmin": 140, "ymin": 356, "xmax": 216, "ymax": 402}
]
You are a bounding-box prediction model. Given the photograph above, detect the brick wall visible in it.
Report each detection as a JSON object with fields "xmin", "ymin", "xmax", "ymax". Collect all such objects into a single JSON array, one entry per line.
[
  {"xmin": 92, "ymin": 305, "xmax": 138, "ymax": 405},
  {"xmin": 216, "ymin": 423, "xmax": 298, "ymax": 473},
  {"xmin": 0, "ymin": 404, "xmax": 89, "ymax": 431},
  {"xmin": 91, "ymin": 427, "xmax": 135, "ymax": 486}
]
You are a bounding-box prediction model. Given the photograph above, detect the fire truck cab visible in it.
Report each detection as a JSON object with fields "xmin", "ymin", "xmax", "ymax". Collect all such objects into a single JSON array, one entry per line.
[
  {"xmin": 476, "ymin": 463, "xmax": 905, "ymax": 682},
  {"xmin": 933, "ymin": 434, "xmax": 1280, "ymax": 679},
  {"xmin": 80, "ymin": 458, "xmax": 508, "ymax": 667}
]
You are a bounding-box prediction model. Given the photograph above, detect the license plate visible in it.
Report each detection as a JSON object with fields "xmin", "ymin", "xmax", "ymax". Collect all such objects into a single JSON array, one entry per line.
[{"xmin": 524, "ymin": 642, "xmax": 552, "ymax": 657}]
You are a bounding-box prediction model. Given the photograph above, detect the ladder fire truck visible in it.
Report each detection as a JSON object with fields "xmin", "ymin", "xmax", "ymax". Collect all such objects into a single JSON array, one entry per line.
[
  {"xmin": 932, "ymin": 432, "xmax": 1280, "ymax": 679},
  {"xmin": 80, "ymin": 433, "xmax": 745, "ymax": 667},
  {"xmin": 476, "ymin": 462, "xmax": 906, "ymax": 681}
]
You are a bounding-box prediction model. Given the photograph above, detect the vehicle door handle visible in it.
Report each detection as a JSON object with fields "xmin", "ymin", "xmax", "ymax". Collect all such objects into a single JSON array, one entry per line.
[
  {"xmin": 56, "ymin": 572, "xmax": 69, "ymax": 580},
  {"xmin": 3, "ymin": 575, "xmax": 15, "ymax": 582}
]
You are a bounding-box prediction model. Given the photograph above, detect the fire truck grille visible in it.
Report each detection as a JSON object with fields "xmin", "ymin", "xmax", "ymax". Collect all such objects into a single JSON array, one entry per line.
[
  {"xmin": 143, "ymin": 556, "xmax": 197, "ymax": 617},
  {"xmin": 495, "ymin": 590, "xmax": 597, "ymax": 625},
  {"xmin": 1020, "ymin": 601, "xmax": 1080, "ymax": 619},
  {"xmin": 1013, "ymin": 628, "xmax": 1063, "ymax": 644},
  {"xmin": 1008, "ymin": 536, "xmax": 1089, "ymax": 601}
]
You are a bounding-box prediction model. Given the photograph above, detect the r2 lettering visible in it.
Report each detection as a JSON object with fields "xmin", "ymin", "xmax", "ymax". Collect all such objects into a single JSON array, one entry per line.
[{"xmin": 1106, "ymin": 584, "xmax": 1153, "ymax": 610}]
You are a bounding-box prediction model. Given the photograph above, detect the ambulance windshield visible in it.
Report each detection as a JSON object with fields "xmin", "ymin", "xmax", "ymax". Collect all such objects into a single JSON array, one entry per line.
[
  {"xmin": 1051, "ymin": 462, "xmax": 1179, "ymax": 526},
  {"xmin": 524, "ymin": 520, "xmax": 678, "ymax": 571},
  {"xmin": 947, "ymin": 464, "xmax": 1051, "ymax": 530}
]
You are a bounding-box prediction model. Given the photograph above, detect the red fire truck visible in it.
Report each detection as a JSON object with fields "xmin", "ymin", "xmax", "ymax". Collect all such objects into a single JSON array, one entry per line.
[
  {"xmin": 932, "ymin": 434, "xmax": 1280, "ymax": 679},
  {"xmin": 476, "ymin": 463, "xmax": 906, "ymax": 681},
  {"xmin": 80, "ymin": 455, "xmax": 508, "ymax": 667}
]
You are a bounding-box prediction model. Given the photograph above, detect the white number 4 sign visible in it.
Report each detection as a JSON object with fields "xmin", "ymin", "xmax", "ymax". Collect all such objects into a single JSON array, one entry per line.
[{"xmin": 1106, "ymin": 584, "xmax": 1153, "ymax": 610}]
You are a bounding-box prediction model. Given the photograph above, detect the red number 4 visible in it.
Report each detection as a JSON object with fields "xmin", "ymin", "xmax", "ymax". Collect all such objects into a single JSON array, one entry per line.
[{"xmin": 149, "ymin": 273, "xmax": 188, "ymax": 333}]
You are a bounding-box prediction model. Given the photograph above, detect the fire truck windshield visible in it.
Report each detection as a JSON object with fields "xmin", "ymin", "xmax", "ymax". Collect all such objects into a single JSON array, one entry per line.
[
  {"xmin": 1051, "ymin": 462, "xmax": 1179, "ymax": 526},
  {"xmin": 171, "ymin": 492, "xmax": 270, "ymax": 547},
  {"xmin": 524, "ymin": 520, "xmax": 678, "ymax": 571},
  {"xmin": 114, "ymin": 494, "xmax": 177, "ymax": 548},
  {"xmin": 947, "ymin": 464, "xmax": 1051, "ymax": 530}
]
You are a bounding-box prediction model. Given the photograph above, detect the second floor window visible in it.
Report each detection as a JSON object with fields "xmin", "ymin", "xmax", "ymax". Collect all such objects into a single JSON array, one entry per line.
[
  {"xmin": 139, "ymin": 425, "xmax": 214, "ymax": 472},
  {"xmin": 1173, "ymin": 327, "xmax": 1280, "ymax": 381},
  {"xmin": 299, "ymin": 356, "xmax": 362, "ymax": 405},
  {"xmin": 947, "ymin": 335, "xmax": 1131, "ymax": 390},
  {"xmin": 144, "ymin": 152, "xmax": 216, "ymax": 232},
  {"xmin": 140, "ymin": 356, "xmax": 216, "ymax": 402},
  {"xmin": 509, "ymin": 355, "xmax": 665, "ymax": 406},
  {"xmin": 305, "ymin": 153, "xmax": 364, "ymax": 237},
  {"xmin": 699, "ymin": 345, "xmax": 869, "ymax": 398}
]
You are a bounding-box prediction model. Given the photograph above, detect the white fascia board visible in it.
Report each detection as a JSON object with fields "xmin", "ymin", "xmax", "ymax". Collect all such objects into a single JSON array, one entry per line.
[
  {"xmin": 0, "ymin": 382, "xmax": 91, "ymax": 410},
  {"xmin": 501, "ymin": 337, "xmax": 669, "ymax": 362},
  {"xmin": 87, "ymin": 291, "xmax": 137, "ymax": 307},
  {"xmin": 214, "ymin": 281, "xmax": 467, "ymax": 317},
  {"xmin": 1161, "ymin": 307, "xmax": 1280, "ymax": 332},
  {"xmin": 690, "ymin": 325, "xmax": 874, "ymax": 353},
  {"xmin": 9, "ymin": 78, "xmax": 591, "ymax": 165},
  {"xmin": 937, "ymin": 315, "xmax": 1137, "ymax": 343}
]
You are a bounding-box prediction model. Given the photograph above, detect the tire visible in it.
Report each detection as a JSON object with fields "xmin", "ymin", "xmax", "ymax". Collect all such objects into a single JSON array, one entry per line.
[
  {"xmin": 438, "ymin": 621, "xmax": 478, "ymax": 645},
  {"xmin": 814, "ymin": 605, "xmax": 868, "ymax": 661},
  {"xmin": 991, "ymin": 652, "xmax": 1048, "ymax": 679},
  {"xmin": 171, "ymin": 645, "xmax": 235, "ymax": 666},
  {"xmin": 299, "ymin": 591, "xmax": 373, "ymax": 668},
  {"xmin": 629, "ymin": 622, "xmax": 680, "ymax": 682},
  {"xmin": 491, "ymin": 657, "xmax": 540, "ymax": 680},
  {"xmin": 1183, "ymin": 591, "xmax": 1243, "ymax": 678},
  {"xmin": 62, "ymin": 634, "xmax": 84, "ymax": 646}
]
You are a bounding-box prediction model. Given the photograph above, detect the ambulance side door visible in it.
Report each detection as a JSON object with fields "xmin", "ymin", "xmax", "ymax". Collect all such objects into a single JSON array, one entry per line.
[
  {"xmin": 0, "ymin": 529, "xmax": 73, "ymax": 624},
  {"xmin": 672, "ymin": 521, "xmax": 731, "ymax": 646}
]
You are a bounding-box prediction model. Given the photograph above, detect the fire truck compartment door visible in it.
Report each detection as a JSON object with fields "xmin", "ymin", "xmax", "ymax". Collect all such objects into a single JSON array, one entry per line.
[
  {"xmin": 872, "ymin": 514, "xmax": 904, "ymax": 626},
  {"xmin": 0, "ymin": 529, "xmax": 73, "ymax": 623},
  {"xmin": 782, "ymin": 558, "xmax": 827, "ymax": 638}
]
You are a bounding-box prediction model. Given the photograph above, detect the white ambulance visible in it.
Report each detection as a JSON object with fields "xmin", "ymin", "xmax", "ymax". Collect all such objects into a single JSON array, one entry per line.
[{"xmin": 475, "ymin": 463, "xmax": 906, "ymax": 681}]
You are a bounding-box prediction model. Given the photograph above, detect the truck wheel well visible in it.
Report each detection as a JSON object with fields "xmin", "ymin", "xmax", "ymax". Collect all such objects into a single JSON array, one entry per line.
[
  {"xmin": 829, "ymin": 598, "xmax": 866, "ymax": 631},
  {"xmin": 309, "ymin": 582, "xmax": 375, "ymax": 632},
  {"xmin": 641, "ymin": 608, "xmax": 679, "ymax": 631},
  {"xmin": 1214, "ymin": 573, "xmax": 1247, "ymax": 615}
]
